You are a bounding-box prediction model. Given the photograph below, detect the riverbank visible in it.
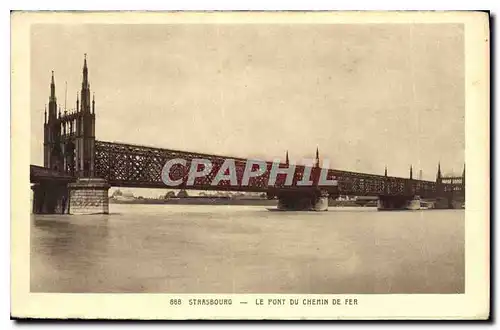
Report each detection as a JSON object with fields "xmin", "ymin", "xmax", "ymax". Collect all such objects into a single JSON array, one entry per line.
[
  {"xmin": 109, "ymin": 197, "xmax": 376, "ymax": 207},
  {"xmin": 111, "ymin": 197, "xmax": 277, "ymax": 206}
]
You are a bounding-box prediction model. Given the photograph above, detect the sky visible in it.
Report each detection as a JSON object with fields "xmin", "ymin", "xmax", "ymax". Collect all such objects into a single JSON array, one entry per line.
[{"xmin": 30, "ymin": 24, "xmax": 465, "ymax": 197}]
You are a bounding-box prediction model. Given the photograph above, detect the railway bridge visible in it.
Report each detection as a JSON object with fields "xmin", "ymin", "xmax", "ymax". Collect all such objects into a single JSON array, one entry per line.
[{"xmin": 30, "ymin": 56, "xmax": 465, "ymax": 214}]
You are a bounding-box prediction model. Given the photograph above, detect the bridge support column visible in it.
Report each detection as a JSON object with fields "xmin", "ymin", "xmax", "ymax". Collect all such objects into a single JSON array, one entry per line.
[
  {"xmin": 277, "ymin": 190, "xmax": 329, "ymax": 211},
  {"xmin": 377, "ymin": 195, "xmax": 421, "ymax": 211},
  {"xmin": 31, "ymin": 183, "xmax": 70, "ymax": 214},
  {"xmin": 434, "ymin": 196, "xmax": 464, "ymax": 209},
  {"xmin": 312, "ymin": 190, "xmax": 329, "ymax": 211},
  {"xmin": 434, "ymin": 197, "xmax": 452, "ymax": 209},
  {"xmin": 68, "ymin": 178, "xmax": 110, "ymax": 215}
]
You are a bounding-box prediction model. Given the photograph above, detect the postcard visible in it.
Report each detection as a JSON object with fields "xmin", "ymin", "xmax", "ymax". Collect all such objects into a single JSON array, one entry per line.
[{"xmin": 11, "ymin": 11, "xmax": 490, "ymax": 320}]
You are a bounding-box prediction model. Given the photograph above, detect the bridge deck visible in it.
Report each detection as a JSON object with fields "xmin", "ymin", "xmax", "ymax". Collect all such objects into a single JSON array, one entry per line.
[{"xmin": 30, "ymin": 165, "xmax": 75, "ymax": 183}]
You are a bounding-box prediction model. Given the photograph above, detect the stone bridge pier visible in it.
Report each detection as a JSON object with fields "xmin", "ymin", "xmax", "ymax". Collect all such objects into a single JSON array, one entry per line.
[
  {"xmin": 31, "ymin": 178, "xmax": 110, "ymax": 215},
  {"xmin": 377, "ymin": 195, "xmax": 421, "ymax": 211},
  {"xmin": 434, "ymin": 196, "xmax": 465, "ymax": 209},
  {"xmin": 277, "ymin": 189, "xmax": 329, "ymax": 211},
  {"xmin": 69, "ymin": 178, "xmax": 110, "ymax": 215},
  {"xmin": 31, "ymin": 183, "xmax": 70, "ymax": 214}
]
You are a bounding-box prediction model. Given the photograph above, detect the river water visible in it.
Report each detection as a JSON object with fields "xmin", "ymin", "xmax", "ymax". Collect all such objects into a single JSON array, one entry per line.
[{"xmin": 30, "ymin": 205, "xmax": 464, "ymax": 294}]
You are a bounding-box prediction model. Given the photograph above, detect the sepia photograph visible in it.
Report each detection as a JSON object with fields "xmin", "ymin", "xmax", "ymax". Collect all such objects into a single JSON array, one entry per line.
[{"xmin": 11, "ymin": 11, "xmax": 489, "ymax": 319}]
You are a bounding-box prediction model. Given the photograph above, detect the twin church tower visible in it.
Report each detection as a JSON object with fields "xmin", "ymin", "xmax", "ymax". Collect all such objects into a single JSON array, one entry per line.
[{"xmin": 43, "ymin": 54, "xmax": 96, "ymax": 177}]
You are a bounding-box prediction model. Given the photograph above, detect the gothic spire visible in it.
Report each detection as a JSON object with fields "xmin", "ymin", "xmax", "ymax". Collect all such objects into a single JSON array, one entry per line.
[
  {"xmin": 82, "ymin": 53, "xmax": 88, "ymax": 87},
  {"xmin": 64, "ymin": 81, "xmax": 67, "ymax": 111},
  {"xmin": 315, "ymin": 147, "xmax": 320, "ymax": 167},
  {"xmin": 44, "ymin": 105, "xmax": 47, "ymax": 124},
  {"xmin": 47, "ymin": 70, "xmax": 59, "ymax": 121},
  {"xmin": 437, "ymin": 162, "xmax": 442, "ymax": 180},
  {"xmin": 410, "ymin": 165, "xmax": 413, "ymax": 179},
  {"xmin": 50, "ymin": 70, "xmax": 56, "ymax": 102},
  {"xmin": 285, "ymin": 150, "xmax": 289, "ymax": 165},
  {"xmin": 50, "ymin": 71, "xmax": 56, "ymax": 100},
  {"xmin": 76, "ymin": 92, "xmax": 79, "ymax": 112},
  {"xmin": 80, "ymin": 54, "xmax": 91, "ymax": 112},
  {"xmin": 384, "ymin": 166, "xmax": 388, "ymax": 177},
  {"xmin": 92, "ymin": 92, "xmax": 95, "ymax": 114}
]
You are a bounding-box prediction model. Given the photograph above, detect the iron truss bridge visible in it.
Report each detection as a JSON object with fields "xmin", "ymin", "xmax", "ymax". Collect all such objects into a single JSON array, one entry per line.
[{"xmin": 93, "ymin": 140, "xmax": 438, "ymax": 198}]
